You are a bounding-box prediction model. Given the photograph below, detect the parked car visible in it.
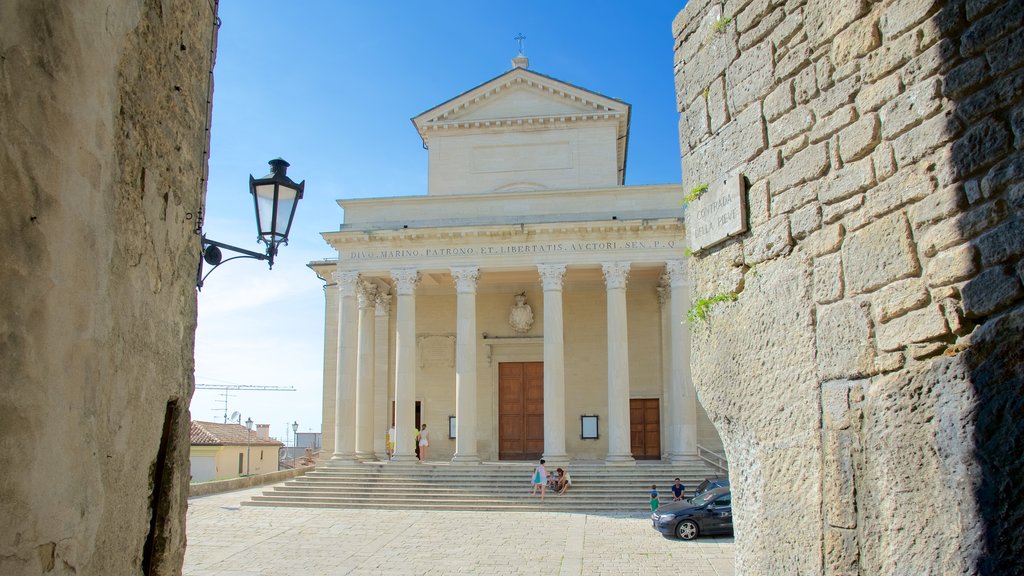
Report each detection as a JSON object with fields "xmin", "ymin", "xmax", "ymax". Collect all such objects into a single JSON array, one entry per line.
[
  {"xmin": 651, "ymin": 486, "xmax": 733, "ymax": 540},
  {"xmin": 693, "ymin": 477, "xmax": 730, "ymax": 495}
]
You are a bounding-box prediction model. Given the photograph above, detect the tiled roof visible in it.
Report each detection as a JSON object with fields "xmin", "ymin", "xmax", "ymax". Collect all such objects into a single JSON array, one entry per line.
[{"xmin": 190, "ymin": 421, "xmax": 284, "ymax": 447}]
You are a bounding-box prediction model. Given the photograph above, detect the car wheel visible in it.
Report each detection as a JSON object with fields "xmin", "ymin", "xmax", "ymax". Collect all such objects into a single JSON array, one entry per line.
[{"xmin": 675, "ymin": 520, "xmax": 699, "ymax": 540}]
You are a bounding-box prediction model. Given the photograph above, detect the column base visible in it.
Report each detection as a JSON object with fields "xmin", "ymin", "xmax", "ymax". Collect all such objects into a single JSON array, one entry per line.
[
  {"xmin": 326, "ymin": 453, "xmax": 358, "ymax": 466},
  {"xmin": 389, "ymin": 454, "xmax": 419, "ymax": 464},
  {"xmin": 541, "ymin": 452, "xmax": 569, "ymax": 467},
  {"xmin": 666, "ymin": 452, "xmax": 700, "ymax": 464},
  {"xmin": 355, "ymin": 451, "xmax": 378, "ymax": 462},
  {"xmin": 450, "ymin": 454, "xmax": 481, "ymax": 464},
  {"xmin": 604, "ymin": 454, "xmax": 636, "ymax": 466}
]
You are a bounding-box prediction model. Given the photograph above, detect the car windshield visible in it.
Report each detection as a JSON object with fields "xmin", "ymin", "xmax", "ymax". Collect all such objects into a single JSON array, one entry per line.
[{"xmin": 689, "ymin": 489, "xmax": 722, "ymax": 506}]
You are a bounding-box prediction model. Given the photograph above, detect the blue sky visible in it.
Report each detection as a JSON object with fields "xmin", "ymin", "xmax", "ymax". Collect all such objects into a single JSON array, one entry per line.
[{"xmin": 193, "ymin": 1, "xmax": 688, "ymax": 442}]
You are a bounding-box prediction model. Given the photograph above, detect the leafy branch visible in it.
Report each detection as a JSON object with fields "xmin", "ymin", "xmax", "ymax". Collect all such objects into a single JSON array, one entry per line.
[
  {"xmin": 687, "ymin": 292, "xmax": 737, "ymax": 324},
  {"xmin": 712, "ymin": 16, "xmax": 732, "ymax": 34},
  {"xmin": 682, "ymin": 183, "xmax": 709, "ymax": 207}
]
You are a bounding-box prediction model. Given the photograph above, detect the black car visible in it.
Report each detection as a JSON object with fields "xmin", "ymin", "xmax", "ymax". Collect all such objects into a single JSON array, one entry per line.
[
  {"xmin": 694, "ymin": 477, "xmax": 730, "ymax": 495},
  {"xmin": 651, "ymin": 486, "xmax": 733, "ymax": 540}
]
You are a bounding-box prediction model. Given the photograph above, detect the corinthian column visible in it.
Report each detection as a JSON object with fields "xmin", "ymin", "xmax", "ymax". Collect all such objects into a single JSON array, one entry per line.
[
  {"xmin": 538, "ymin": 263, "xmax": 568, "ymax": 465},
  {"xmin": 450, "ymin": 266, "xmax": 480, "ymax": 464},
  {"xmin": 391, "ymin": 268, "xmax": 420, "ymax": 463},
  {"xmin": 331, "ymin": 270, "xmax": 360, "ymax": 464},
  {"xmin": 666, "ymin": 260, "xmax": 697, "ymax": 459},
  {"xmin": 373, "ymin": 290, "xmax": 392, "ymax": 460},
  {"xmin": 355, "ymin": 280, "xmax": 377, "ymax": 462},
  {"xmin": 602, "ymin": 262, "xmax": 635, "ymax": 464}
]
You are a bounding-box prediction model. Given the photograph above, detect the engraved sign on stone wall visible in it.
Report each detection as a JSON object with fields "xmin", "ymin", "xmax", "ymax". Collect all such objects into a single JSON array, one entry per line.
[
  {"xmin": 417, "ymin": 335, "xmax": 455, "ymax": 368},
  {"xmin": 686, "ymin": 174, "xmax": 748, "ymax": 252}
]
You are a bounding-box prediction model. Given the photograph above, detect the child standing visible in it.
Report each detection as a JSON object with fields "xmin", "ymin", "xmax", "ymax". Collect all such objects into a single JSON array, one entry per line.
[
  {"xmin": 531, "ymin": 459, "xmax": 548, "ymax": 500},
  {"xmin": 650, "ymin": 484, "xmax": 660, "ymax": 511}
]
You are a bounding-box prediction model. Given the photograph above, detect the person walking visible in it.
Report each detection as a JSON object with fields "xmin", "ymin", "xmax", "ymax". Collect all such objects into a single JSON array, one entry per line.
[
  {"xmin": 650, "ymin": 484, "xmax": 660, "ymax": 512},
  {"xmin": 531, "ymin": 459, "xmax": 547, "ymax": 500},
  {"xmin": 387, "ymin": 424, "xmax": 395, "ymax": 460},
  {"xmin": 418, "ymin": 424, "xmax": 430, "ymax": 461}
]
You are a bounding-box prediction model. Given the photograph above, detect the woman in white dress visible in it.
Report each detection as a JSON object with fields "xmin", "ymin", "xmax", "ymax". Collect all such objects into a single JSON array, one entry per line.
[{"xmin": 418, "ymin": 424, "xmax": 429, "ymax": 461}]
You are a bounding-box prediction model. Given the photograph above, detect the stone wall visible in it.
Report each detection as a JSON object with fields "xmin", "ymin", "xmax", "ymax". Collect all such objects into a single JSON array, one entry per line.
[
  {"xmin": 1, "ymin": 1, "xmax": 216, "ymax": 574},
  {"xmin": 673, "ymin": 0, "xmax": 1022, "ymax": 573}
]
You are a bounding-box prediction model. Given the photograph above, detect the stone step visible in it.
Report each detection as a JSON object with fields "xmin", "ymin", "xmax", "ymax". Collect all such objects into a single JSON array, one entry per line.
[{"xmin": 244, "ymin": 495, "xmax": 655, "ymax": 513}]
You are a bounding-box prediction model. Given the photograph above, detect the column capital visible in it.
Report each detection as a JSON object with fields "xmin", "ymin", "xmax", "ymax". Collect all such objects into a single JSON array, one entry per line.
[
  {"xmin": 450, "ymin": 266, "xmax": 480, "ymax": 293},
  {"xmin": 665, "ymin": 260, "xmax": 688, "ymax": 287},
  {"xmin": 537, "ymin": 263, "xmax": 567, "ymax": 291},
  {"xmin": 656, "ymin": 274, "xmax": 670, "ymax": 307},
  {"xmin": 390, "ymin": 269, "xmax": 420, "ymax": 295},
  {"xmin": 357, "ymin": 280, "xmax": 378, "ymax": 309},
  {"xmin": 601, "ymin": 262, "xmax": 631, "ymax": 290},
  {"xmin": 374, "ymin": 291, "xmax": 392, "ymax": 316},
  {"xmin": 332, "ymin": 270, "xmax": 361, "ymax": 295}
]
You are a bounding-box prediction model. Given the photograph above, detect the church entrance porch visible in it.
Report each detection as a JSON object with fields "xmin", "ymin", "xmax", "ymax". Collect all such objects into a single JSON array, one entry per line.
[{"xmin": 498, "ymin": 362, "xmax": 545, "ymax": 460}]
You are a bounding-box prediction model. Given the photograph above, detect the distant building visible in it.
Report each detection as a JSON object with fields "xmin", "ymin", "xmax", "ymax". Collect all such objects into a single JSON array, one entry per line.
[
  {"xmin": 295, "ymin": 431, "xmax": 322, "ymax": 449},
  {"xmin": 189, "ymin": 421, "xmax": 283, "ymax": 482}
]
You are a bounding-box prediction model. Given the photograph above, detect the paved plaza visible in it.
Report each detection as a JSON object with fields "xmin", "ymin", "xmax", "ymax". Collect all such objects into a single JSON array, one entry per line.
[{"xmin": 184, "ymin": 486, "xmax": 735, "ymax": 576}]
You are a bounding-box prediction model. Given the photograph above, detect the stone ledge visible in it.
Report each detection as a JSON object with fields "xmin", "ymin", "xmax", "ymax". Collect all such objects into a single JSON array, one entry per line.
[{"xmin": 189, "ymin": 466, "xmax": 315, "ymax": 498}]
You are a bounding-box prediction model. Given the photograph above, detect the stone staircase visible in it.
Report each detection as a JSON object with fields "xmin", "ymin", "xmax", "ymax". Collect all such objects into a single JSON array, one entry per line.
[{"xmin": 243, "ymin": 459, "xmax": 725, "ymax": 512}]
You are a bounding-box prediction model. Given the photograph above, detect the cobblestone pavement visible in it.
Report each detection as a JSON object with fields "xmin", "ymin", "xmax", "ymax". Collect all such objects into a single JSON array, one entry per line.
[{"xmin": 184, "ymin": 487, "xmax": 735, "ymax": 576}]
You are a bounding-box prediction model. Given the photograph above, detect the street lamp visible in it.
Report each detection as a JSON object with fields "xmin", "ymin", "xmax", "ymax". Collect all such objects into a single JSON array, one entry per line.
[
  {"xmin": 197, "ymin": 158, "xmax": 306, "ymax": 288},
  {"xmin": 245, "ymin": 417, "xmax": 253, "ymax": 477},
  {"xmin": 292, "ymin": 421, "xmax": 299, "ymax": 468}
]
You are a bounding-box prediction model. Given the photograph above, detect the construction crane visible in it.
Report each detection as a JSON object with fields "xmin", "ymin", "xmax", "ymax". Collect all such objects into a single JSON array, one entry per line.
[{"xmin": 195, "ymin": 383, "xmax": 296, "ymax": 423}]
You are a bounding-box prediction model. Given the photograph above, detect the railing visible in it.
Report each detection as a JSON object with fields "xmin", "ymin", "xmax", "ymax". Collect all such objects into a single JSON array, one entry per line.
[{"xmin": 696, "ymin": 444, "xmax": 728, "ymax": 474}]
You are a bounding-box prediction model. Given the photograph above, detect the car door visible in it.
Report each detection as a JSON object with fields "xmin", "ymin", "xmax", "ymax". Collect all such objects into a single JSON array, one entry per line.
[{"xmin": 706, "ymin": 493, "xmax": 733, "ymax": 533}]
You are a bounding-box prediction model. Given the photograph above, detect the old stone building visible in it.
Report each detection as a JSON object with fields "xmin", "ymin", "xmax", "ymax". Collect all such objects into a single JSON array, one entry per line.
[
  {"xmin": 310, "ymin": 56, "xmax": 723, "ymax": 466},
  {"xmin": 2, "ymin": 1, "xmax": 216, "ymax": 574},
  {"xmin": 674, "ymin": 0, "xmax": 1023, "ymax": 573}
]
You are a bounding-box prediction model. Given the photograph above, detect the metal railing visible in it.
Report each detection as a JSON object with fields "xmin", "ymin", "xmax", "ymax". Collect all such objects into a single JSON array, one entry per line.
[{"xmin": 696, "ymin": 444, "xmax": 728, "ymax": 474}]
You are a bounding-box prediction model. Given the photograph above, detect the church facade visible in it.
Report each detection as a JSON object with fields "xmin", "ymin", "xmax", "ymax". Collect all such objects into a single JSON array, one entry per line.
[{"xmin": 310, "ymin": 56, "xmax": 721, "ymax": 465}]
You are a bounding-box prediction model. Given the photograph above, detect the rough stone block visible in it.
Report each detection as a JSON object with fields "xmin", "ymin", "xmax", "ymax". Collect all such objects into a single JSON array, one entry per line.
[
  {"xmin": 792, "ymin": 64, "xmax": 818, "ymax": 106},
  {"xmin": 881, "ymin": 0, "xmax": 940, "ymax": 40},
  {"xmin": 961, "ymin": 265, "xmax": 1024, "ymax": 317},
  {"xmin": 708, "ymin": 75, "xmax": 729, "ymax": 133},
  {"xmin": 770, "ymin": 6, "xmax": 804, "ymax": 50},
  {"xmin": 782, "ymin": 134, "xmax": 810, "ymax": 159},
  {"xmin": 823, "ymin": 194, "xmax": 865, "ymax": 225},
  {"xmin": 682, "ymin": 103, "xmax": 766, "ymax": 188},
  {"xmin": 957, "ymin": 69, "xmax": 1024, "ymax": 124},
  {"xmin": 857, "ymin": 74, "xmax": 903, "ymax": 115},
  {"xmin": 748, "ymin": 179, "xmax": 771, "ymax": 226},
  {"xmin": 832, "ymin": 11, "xmax": 882, "ymax": 67},
  {"xmin": 961, "ymin": 0, "xmax": 1024, "ymax": 57},
  {"xmin": 976, "ymin": 218, "xmax": 1024, "ymax": 267},
  {"xmin": 817, "ymin": 299, "xmax": 876, "ymax": 379},
  {"xmin": 1011, "ymin": 104, "xmax": 1024, "ymax": 150},
  {"xmin": 772, "ymin": 142, "xmax": 830, "ymax": 194},
  {"xmin": 740, "ymin": 7, "xmax": 785, "ymax": 51},
  {"xmin": 874, "ymin": 350, "xmax": 906, "ymax": 373},
  {"xmin": 862, "ymin": 29, "xmax": 918, "ymax": 82},
  {"xmin": 942, "ymin": 57, "xmax": 990, "ymax": 100},
  {"xmin": 805, "ymin": 223, "xmax": 845, "ymax": 257},
  {"xmin": 816, "ymin": 54, "xmax": 836, "ymax": 91},
  {"xmin": 813, "ymin": 75, "xmax": 860, "ymax": 119},
  {"xmin": 746, "ymin": 147, "xmax": 782, "ymax": 183},
  {"xmin": 765, "ymin": 79, "xmax": 796, "ymax": 122},
  {"xmin": 792, "ymin": 202, "xmax": 823, "ymax": 239},
  {"xmin": 873, "ymin": 141, "xmax": 897, "ymax": 182},
  {"xmin": 965, "ymin": 179, "xmax": 984, "ymax": 204},
  {"xmin": 909, "ymin": 341, "xmax": 949, "ymax": 359},
  {"xmin": 980, "ymin": 153, "xmax": 1024, "ymax": 197},
  {"xmin": 873, "ymin": 278, "xmax": 930, "ymax": 323},
  {"xmin": 903, "ymin": 38, "xmax": 958, "ymax": 87},
  {"xmin": 941, "ymin": 297, "xmax": 968, "ymax": 335},
  {"xmin": 966, "ymin": 0, "xmax": 1002, "ymax": 21},
  {"xmin": 843, "ymin": 212, "xmax": 921, "ymax": 294},
  {"xmin": 680, "ymin": 22, "xmax": 740, "ymax": 106},
  {"xmin": 814, "ymin": 252, "xmax": 844, "ymax": 303},
  {"xmin": 805, "ymin": 0, "xmax": 869, "ymax": 48},
  {"xmin": 876, "ymin": 304, "xmax": 950, "ymax": 351},
  {"xmin": 769, "ymin": 106, "xmax": 815, "ymax": 145},
  {"xmin": 819, "ymin": 156, "xmax": 876, "ymax": 204},
  {"xmin": 920, "ymin": 200, "xmax": 1007, "ymax": 257},
  {"xmin": 952, "ymin": 117, "xmax": 1012, "ymax": 180},
  {"xmin": 744, "ymin": 214, "xmax": 793, "ymax": 264},
  {"xmin": 909, "ymin": 184, "xmax": 968, "ymax": 230},
  {"xmin": 927, "ymin": 243, "xmax": 980, "ymax": 287},
  {"xmin": 879, "ymin": 78, "xmax": 943, "ymax": 141},
  {"xmin": 866, "ymin": 168, "xmax": 937, "ymax": 220},
  {"xmin": 839, "ymin": 113, "xmax": 881, "ymax": 163},
  {"xmin": 681, "ymin": 103, "xmax": 710, "ymax": 150},
  {"xmin": 777, "ymin": 42, "xmax": 813, "ymax": 80},
  {"xmin": 893, "ymin": 112, "xmax": 962, "ymax": 169},
  {"xmin": 728, "ymin": 42, "xmax": 776, "ymax": 112},
  {"xmin": 822, "ymin": 432, "xmax": 858, "ymax": 530},
  {"xmin": 811, "ymin": 105, "xmax": 857, "ymax": 144}
]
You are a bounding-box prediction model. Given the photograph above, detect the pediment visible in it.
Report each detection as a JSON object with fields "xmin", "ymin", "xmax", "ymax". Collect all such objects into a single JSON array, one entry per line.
[{"xmin": 412, "ymin": 67, "xmax": 630, "ymax": 140}]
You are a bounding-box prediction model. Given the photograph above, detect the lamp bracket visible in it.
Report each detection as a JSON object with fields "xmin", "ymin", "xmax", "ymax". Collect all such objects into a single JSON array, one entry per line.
[{"xmin": 197, "ymin": 235, "xmax": 273, "ymax": 289}]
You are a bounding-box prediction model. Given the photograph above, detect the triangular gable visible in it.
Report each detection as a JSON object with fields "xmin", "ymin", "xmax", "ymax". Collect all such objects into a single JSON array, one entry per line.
[{"xmin": 412, "ymin": 67, "xmax": 631, "ymax": 183}]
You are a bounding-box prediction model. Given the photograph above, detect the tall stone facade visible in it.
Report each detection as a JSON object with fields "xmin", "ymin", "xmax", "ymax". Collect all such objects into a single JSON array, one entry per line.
[
  {"xmin": 674, "ymin": 0, "xmax": 1022, "ymax": 573},
  {"xmin": 1, "ymin": 1, "xmax": 216, "ymax": 574}
]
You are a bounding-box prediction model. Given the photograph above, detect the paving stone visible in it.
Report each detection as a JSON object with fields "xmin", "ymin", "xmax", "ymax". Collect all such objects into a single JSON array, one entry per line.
[
  {"xmin": 961, "ymin": 265, "xmax": 1024, "ymax": 317},
  {"xmin": 843, "ymin": 212, "xmax": 921, "ymax": 294}
]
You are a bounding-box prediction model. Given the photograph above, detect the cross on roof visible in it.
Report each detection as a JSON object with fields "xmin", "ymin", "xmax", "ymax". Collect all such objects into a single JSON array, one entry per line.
[{"xmin": 514, "ymin": 33, "xmax": 526, "ymax": 55}]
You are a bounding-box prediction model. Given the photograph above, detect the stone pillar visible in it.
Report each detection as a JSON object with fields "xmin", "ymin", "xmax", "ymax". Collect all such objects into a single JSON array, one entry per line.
[
  {"xmin": 331, "ymin": 270, "xmax": 360, "ymax": 463},
  {"xmin": 355, "ymin": 280, "xmax": 377, "ymax": 462},
  {"xmin": 538, "ymin": 264, "xmax": 569, "ymax": 464},
  {"xmin": 391, "ymin": 268, "xmax": 419, "ymax": 463},
  {"xmin": 450, "ymin": 267, "xmax": 480, "ymax": 464},
  {"xmin": 373, "ymin": 290, "xmax": 391, "ymax": 460},
  {"xmin": 602, "ymin": 262, "xmax": 635, "ymax": 464},
  {"xmin": 657, "ymin": 274, "xmax": 672, "ymax": 459},
  {"xmin": 666, "ymin": 260, "xmax": 697, "ymax": 460}
]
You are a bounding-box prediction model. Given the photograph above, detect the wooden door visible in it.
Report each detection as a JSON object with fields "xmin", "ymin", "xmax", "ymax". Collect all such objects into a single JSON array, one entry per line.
[
  {"xmin": 630, "ymin": 398, "xmax": 661, "ymax": 460},
  {"xmin": 498, "ymin": 362, "xmax": 544, "ymax": 460}
]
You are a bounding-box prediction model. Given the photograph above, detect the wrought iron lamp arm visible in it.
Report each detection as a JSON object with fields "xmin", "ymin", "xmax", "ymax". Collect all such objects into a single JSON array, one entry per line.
[{"xmin": 196, "ymin": 235, "xmax": 275, "ymax": 289}]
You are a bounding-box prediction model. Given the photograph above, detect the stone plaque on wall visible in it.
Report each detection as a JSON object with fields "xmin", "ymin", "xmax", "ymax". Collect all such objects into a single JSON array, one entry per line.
[
  {"xmin": 686, "ymin": 174, "xmax": 748, "ymax": 252},
  {"xmin": 417, "ymin": 335, "xmax": 455, "ymax": 368}
]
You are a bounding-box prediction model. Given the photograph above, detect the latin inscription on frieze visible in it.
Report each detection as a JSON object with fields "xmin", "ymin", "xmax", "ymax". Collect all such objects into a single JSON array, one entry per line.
[{"xmin": 343, "ymin": 240, "xmax": 679, "ymax": 261}]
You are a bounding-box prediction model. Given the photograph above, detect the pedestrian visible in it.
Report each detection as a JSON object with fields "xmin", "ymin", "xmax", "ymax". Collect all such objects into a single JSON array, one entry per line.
[
  {"xmin": 671, "ymin": 477, "xmax": 685, "ymax": 501},
  {"xmin": 531, "ymin": 458, "xmax": 547, "ymax": 500},
  {"xmin": 555, "ymin": 468, "xmax": 572, "ymax": 494},
  {"xmin": 387, "ymin": 424, "xmax": 395, "ymax": 459},
  {"xmin": 650, "ymin": 484, "xmax": 660, "ymax": 511},
  {"xmin": 418, "ymin": 424, "xmax": 429, "ymax": 461}
]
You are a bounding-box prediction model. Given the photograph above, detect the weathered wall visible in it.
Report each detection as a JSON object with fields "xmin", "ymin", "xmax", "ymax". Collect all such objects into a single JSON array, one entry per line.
[
  {"xmin": 674, "ymin": 0, "xmax": 1022, "ymax": 573},
  {"xmin": 0, "ymin": 1, "xmax": 216, "ymax": 574}
]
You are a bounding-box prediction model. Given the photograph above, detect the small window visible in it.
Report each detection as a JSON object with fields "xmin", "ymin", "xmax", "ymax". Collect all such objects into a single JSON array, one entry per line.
[{"xmin": 238, "ymin": 453, "xmax": 243, "ymax": 474}]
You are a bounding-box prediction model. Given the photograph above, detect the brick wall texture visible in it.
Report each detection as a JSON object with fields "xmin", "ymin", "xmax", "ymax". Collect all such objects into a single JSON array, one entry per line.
[
  {"xmin": 674, "ymin": 0, "xmax": 1023, "ymax": 573},
  {"xmin": 1, "ymin": 1, "xmax": 215, "ymax": 574}
]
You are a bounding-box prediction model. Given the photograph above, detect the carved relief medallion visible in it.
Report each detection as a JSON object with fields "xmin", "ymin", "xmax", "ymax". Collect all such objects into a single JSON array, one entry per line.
[{"xmin": 508, "ymin": 292, "xmax": 534, "ymax": 333}]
